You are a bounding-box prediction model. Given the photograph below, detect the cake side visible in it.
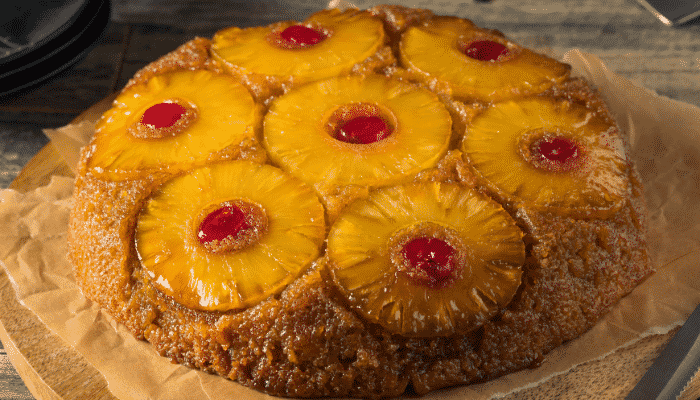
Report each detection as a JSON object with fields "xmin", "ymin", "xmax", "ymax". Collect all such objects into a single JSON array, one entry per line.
[
  {"xmin": 68, "ymin": 153, "xmax": 652, "ymax": 397},
  {"xmin": 68, "ymin": 5, "xmax": 653, "ymax": 398}
]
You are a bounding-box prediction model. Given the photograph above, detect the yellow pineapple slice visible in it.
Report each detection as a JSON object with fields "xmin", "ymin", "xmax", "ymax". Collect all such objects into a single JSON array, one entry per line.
[
  {"xmin": 327, "ymin": 182, "xmax": 525, "ymax": 337},
  {"xmin": 263, "ymin": 74, "xmax": 452, "ymax": 189},
  {"xmin": 211, "ymin": 9, "xmax": 390, "ymax": 102},
  {"xmin": 462, "ymin": 97, "xmax": 629, "ymax": 217},
  {"xmin": 88, "ymin": 69, "xmax": 262, "ymax": 180},
  {"xmin": 399, "ymin": 16, "xmax": 570, "ymax": 103},
  {"xmin": 135, "ymin": 161, "xmax": 326, "ymax": 311}
]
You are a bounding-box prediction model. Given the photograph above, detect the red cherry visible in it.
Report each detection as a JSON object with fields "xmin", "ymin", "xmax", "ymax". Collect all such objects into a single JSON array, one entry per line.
[
  {"xmin": 198, "ymin": 205, "xmax": 250, "ymax": 244},
  {"xmin": 402, "ymin": 237, "xmax": 456, "ymax": 284},
  {"xmin": 335, "ymin": 116, "xmax": 391, "ymax": 144},
  {"xmin": 536, "ymin": 137, "xmax": 580, "ymax": 164},
  {"xmin": 141, "ymin": 102, "xmax": 187, "ymax": 129},
  {"xmin": 463, "ymin": 40, "xmax": 510, "ymax": 61},
  {"xmin": 280, "ymin": 25, "xmax": 324, "ymax": 47}
]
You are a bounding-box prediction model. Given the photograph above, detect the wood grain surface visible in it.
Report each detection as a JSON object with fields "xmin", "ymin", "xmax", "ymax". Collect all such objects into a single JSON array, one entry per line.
[{"xmin": 1, "ymin": 0, "xmax": 699, "ymax": 398}]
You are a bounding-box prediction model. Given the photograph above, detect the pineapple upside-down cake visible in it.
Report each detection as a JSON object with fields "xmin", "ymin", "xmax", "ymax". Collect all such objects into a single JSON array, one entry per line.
[{"xmin": 68, "ymin": 5, "xmax": 653, "ymax": 398}]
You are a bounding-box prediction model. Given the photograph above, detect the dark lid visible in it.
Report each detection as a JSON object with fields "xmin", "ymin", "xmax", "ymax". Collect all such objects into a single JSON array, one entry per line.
[{"xmin": 0, "ymin": 0, "xmax": 111, "ymax": 96}]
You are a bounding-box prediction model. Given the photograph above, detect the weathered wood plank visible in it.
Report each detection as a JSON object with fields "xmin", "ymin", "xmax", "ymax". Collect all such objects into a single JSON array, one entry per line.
[
  {"xmin": 107, "ymin": 0, "xmax": 700, "ymax": 108},
  {"xmin": 113, "ymin": 24, "xmax": 214, "ymax": 90},
  {"xmin": 0, "ymin": 348, "xmax": 35, "ymax": 400},
  {"xmin": 0, "ymin": 1, "xmax": 698, "ymax": 398},
  {"xmin": 111, "ymin": 0, "xmax": 320, "ymax": 28},
  {"xmin": 109, "ymin": 0, "xmax": 682, "ymax": 28},
  {"xmin": 0, "ymin": 270, "xmax": 117, "ymax": 400},
  {"xmin": 0, "ymin": 124, "xmax": 50, "ymax": 190}
]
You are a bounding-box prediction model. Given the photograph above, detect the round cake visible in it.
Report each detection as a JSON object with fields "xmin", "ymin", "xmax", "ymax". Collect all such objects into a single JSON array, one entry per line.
[{"xmin": 68, "ymin": 4, "xmax": 653, "ymax": 398}]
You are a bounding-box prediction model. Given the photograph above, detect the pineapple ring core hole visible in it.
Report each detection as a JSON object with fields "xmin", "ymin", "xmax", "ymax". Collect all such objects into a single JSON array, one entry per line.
[
  {"xmin": 129, "ymin": 99, "xmax": 198, "ymax": 140},
  {"xmin": 268, "ymin": 23, "xmax": 330, "ymax": 49},
  {"xmin": 194, "ymin": 199, "xmax": 268, "ymax": 254},
  {"xmin": 388, "ymin": 222, "xmax": 469, "ymax": 289},
  {"xmin": 457, "ymin": 34, "xmax": 519, "ymax": 63},
  {"xmin": 519, "ymin": 128, "xmax": 587, "ymax": 173},
  {"xmin": 325, "ymin": 102, "xmax": 398, "ymax": 145}
]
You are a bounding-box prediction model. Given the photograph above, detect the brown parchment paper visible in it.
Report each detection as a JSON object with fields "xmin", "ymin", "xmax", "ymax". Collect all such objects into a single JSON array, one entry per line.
[{"xmin": 2, "ymin": 48, "xmax": 700, "ymax": 400}]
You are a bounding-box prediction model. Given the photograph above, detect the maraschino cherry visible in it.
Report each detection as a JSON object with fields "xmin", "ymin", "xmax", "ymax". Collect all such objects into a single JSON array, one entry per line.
[
  {"xmin": 335, "ymin": 115, "xmax": 392, "ymax": 144},
  {"xmin": 402, "ymin": 237, "xmax": 457, "ymax": 287},
  {"xmin": 198, "ymin": 205, "xmax": 250, "ymax": 245},
  {"xmin": 528, "ymin": 135, "xmax": 584, "ymax": 172},
  {"xmin": 280, "ymin": 25, "xmax": 325, "ymax": 47},
  {"xmin": 463, "ymin": 40, "xmax": 510, "ymax": 61},
  {"xmin": 536, "ymin": 137, "xmax": 580, "ymax": 164},
  {"xmin": 141, "ymin": 102, "xmax": 188, "ymax": 129}
]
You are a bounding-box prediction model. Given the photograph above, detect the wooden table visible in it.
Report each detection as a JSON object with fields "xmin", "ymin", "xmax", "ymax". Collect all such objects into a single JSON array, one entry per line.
[{"xmin": 1, "ymin": 1, "xmax": 699, "ymax": 399}]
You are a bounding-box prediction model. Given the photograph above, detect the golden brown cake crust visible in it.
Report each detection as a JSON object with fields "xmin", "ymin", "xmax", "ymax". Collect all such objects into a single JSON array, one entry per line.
[
  {"xmin": 69, "ymin": 166, "xmax": 652, "ymax": 398},
  {"xmin": 68, "ymin": 5, "xmax": 654, "ymax": 398}
]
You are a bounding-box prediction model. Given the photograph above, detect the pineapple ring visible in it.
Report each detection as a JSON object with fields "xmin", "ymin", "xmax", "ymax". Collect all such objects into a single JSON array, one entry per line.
[
  {"xmin": 462, "ymin": 97, "xmax": 629, "ymax": 217},
  {"xmin": 135, "ymin": 161, "xmax": 326, "ymax": 312},
  {"xmin": 211, "ymin": 9, "xmax": 385, "ymax": 83},
  {"xmin": 89, "ymin": 69, "xmax": 261, "ymax": 178},
  {"xmin": 399, "ymin": 16, "xmax": 570, "ymax": 103},
  {"xmin": 263, "ymin": 75, "xmax": 452, "ymax": 187},
  {"xmin": 327, "ymin": 182, "xmax": 525, "ymax": 337}
]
